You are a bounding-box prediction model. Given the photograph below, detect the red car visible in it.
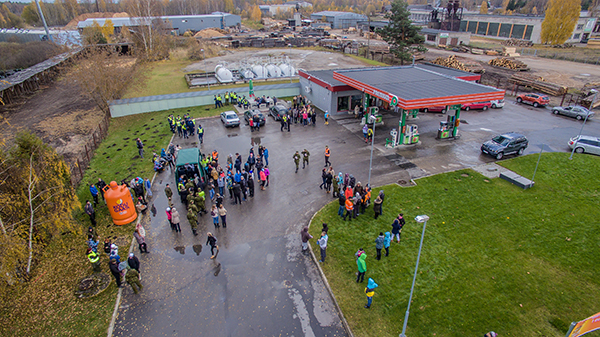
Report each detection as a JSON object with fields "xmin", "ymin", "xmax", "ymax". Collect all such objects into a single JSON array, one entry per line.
[
  {"xmin": 461, "ymin": 101, "xmax": 492, "ymax": 111},
  {"xmin": 516, "ymin": 93, "xmax": 550, "ymax": 108},
  {"xmin": 420, "ymin": 106, "xmax": 447, "ymax": 113}
]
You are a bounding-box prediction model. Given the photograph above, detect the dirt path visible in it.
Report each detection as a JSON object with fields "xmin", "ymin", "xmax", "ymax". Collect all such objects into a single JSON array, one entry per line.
[{"xmin": 0, "ymin": 72, "xmax": 105, "ymax": 164}]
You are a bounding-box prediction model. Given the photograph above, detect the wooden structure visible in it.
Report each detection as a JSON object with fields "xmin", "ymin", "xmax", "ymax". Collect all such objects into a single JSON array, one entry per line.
[{"xmin": 0, "ymin": 48, "xmax": 82, "ymax": 106}]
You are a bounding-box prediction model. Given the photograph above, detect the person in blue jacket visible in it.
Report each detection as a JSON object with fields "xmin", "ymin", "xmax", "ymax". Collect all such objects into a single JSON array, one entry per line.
[
  {"xmin": 89, "ymin": 184, "xmax": 99, "ymax": 205},
  {"xmin": 263, "ymin": 146, "xmax": 269, "ymax": 167},
  {"xmin": 364, "ymin": 278, "xmax": 378, "ymax": 309},
  {"xmin": 384, "ymin": 232, "xmax": 391, "ymax": 257}
]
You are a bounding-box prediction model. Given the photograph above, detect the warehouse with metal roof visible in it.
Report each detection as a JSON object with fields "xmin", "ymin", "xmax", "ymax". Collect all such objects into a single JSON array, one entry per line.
[{"xmin": 310, "ymin": 11, "xmax": 367, "ymax": 29}]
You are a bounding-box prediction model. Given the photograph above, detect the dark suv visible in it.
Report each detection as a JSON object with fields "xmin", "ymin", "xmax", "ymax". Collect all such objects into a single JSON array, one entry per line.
[{"xmin": 481, "ymin": 132, "xmax": 528, "ymax": 160}]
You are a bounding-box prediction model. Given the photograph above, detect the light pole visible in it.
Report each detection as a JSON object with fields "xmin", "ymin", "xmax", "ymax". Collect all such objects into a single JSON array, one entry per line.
[
  {"xmin": 288, "ymin": 43, "xmax": 293, "ymax": 83},
  {"xmin": 367, "ymin": 115, "xmax": 376, "ymax": 188},
  {"xmin": 569, "ymin": 88, "xmax": 597, "ymax": 160},
  {"xmin": 202, "ymin": 49, "xmax": 210, "ymax": 90},
  {"xmin": 399, "ymin": 215, "xmax": 429, "ymax": 337}
]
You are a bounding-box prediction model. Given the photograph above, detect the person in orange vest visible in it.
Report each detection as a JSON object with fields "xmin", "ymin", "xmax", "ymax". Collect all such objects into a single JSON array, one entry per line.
[
  {"xmin": 324, "ymin": 145, "xmax": 331, "ymax": 167},
  {"xmin": 212, "ymin": 150, "xmax": 219, "ymax": 163},
  {"xmin": 343, "ymin": 197, "xmax": 354, "ymax": 221}
]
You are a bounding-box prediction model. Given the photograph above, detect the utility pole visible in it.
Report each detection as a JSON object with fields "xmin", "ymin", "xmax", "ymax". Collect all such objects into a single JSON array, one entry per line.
[{"xmin": 34, "ymin": 0, "xmax": 53, "ymax": 42}]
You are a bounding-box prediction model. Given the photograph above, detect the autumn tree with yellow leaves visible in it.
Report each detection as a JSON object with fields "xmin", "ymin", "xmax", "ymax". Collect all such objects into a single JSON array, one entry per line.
[{"xmin": 541, "ymin": 0, "xmax": 581, "ymax": 44}]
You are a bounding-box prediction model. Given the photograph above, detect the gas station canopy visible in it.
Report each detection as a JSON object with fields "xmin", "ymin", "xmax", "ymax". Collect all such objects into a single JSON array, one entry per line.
[{"xmin": 332, "ymin": 66, "xmax": 505, "ymax": 110}]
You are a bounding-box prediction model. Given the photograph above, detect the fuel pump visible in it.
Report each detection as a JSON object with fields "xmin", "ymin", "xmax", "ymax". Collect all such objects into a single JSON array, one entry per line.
[
  {"xmin": 437, "ymin": 115, "xmax": 456, "ymax": 139},
  {"xmin": 387, "ymin": 128, "xmax": 398, "ymax": 148},
  {"xmin": 403, "ymin": 124, "xmax": 419, "ymax": 144},
  {"xmin": 363, "ymin": 106, "xmax": 383, "ymax": 125}
]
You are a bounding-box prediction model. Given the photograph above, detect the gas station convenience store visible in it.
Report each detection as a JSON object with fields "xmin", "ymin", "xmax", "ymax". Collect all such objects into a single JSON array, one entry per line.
[{"xmin": 299, "ymin": 64, "xmax": 505, "ymax": 146}]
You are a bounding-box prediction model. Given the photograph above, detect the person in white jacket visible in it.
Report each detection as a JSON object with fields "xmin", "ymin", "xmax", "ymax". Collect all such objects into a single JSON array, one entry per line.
[{"xmin": 317, "ymin": 231, "xmax": 328, "ymax": 263}]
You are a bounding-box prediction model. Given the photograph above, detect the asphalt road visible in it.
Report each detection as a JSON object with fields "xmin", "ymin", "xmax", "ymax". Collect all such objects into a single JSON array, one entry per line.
[{"xmin": 113, "ymin": 100, "xmax": 597, "ymax": 336}]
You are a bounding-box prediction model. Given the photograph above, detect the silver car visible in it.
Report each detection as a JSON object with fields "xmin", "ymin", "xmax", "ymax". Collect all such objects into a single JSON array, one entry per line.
[
  {"xmin": 220, "ymin": 111, "xmax": 240, "ymax": 128},
  {"xmin": 552, "ymin": 105, "xmax": 594, "ymax": 120},
  {"xmin": 568, "ymin": 135, "xmax": 600, "ymax": 155}
]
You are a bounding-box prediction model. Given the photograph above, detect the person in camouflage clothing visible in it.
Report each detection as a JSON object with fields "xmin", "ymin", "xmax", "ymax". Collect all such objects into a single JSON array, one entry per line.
[{"xmin": 125, "ymin": 268, "xmax": 143, "ymax": 294}]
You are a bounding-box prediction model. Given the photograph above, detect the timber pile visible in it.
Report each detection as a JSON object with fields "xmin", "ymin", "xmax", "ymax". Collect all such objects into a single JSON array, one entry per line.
[
  {"xmin": 488, "ymin": 57, "xmax": 529, "ymax": 71},
  {"xmin": 431, "ymin": 55, "xmax": 485, "ymax": 73},
  {"xmin": 501, "ymin": 38, "xmax": 533, "ymax": 47},
  {"xmin": 509, "ymin": 73, "xmax": 568, "ymax": 96},
  {"xmin": 485, "ymin": 50, "xmax": 500, "ymax": 56}
]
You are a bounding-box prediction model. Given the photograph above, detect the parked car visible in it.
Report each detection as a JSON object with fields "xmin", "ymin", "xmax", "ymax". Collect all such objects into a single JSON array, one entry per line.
[
  {"xmin": 481, "ymin": 132, "xmax": 529, "ymax": 160},
  {"xmin": 461, "ymin": 101, "xmax": 492, "ymax": 111},
  {"xmin": 244, "ymin": 109, "xmax": 266, "ymax": 126},
  {"xmin": 552, "ymin": 105, "xmax": 594, "ymax": 120},
  {"xmin": 568, "ymin": 135, "xmax": 600, "ymax": 155},
  {"xmin": 220, "ymin": 111, "xmax": 240, "ymax": 128},
  {"xmin": 490, "ymin": 99, "xmax": 505, "ymax": 108},
  {"xmin": 269, "ymin": 105, "xmax": 288, "ymax": 121},
  {"xmin": 516, "ymin": 93, "xmax": 549, "ymax": 107},
  {"xmin": 420, "ymin": 106, "xmax": 447, "ymax": 113}
]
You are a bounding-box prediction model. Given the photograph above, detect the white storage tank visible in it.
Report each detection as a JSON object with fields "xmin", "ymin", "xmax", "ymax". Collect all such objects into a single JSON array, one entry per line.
[
  {"xmin": 279, "ymin": 64, "xmax": 296, "ymax": 77},
  {"xmin": 266, "ymin": 64, "xmax": 282, "ymax": 77},
  {"xmin": 241, "ymin": 69, "xmax": 255, "ymax": 79},
  {"xmin": 215, "ymin": 65, "xmax": 234, "ymax": 83},
  {"xmin": 252, "ymin": 64, "xmax": 268, "ymax": 78}
]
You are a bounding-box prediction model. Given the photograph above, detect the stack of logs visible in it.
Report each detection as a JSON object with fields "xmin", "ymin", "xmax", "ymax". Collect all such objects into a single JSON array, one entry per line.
[
  {"xmin": 488, "ymin": 57, "xmax": 529, "ymax": 71},
  {"xmin": 501, "ymin": 38, "xmax": 533, "ymax": 47},
  {"xmin": 509, "ymin": 73, "xmax": 568, "ymax": 96},
  {"xmin": 431, "ymin": 55, "xmax": 485, "ymax": 73}
]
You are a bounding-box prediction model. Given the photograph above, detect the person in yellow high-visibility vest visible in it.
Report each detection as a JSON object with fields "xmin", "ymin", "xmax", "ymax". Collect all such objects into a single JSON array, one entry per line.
[{"xmin": 225, "ymin": 92, "xmax": 230, "ymax": 105}]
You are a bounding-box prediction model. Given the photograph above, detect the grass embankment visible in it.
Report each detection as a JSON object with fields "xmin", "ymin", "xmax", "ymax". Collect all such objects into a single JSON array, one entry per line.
[
  {"xmin": 123, "ymin": 58, "xmax": 300, "ymax": 99},
  {"xmin": 310, "ymin": 152, "xmax": 600, "ymax": 337},
  {"xmin": 0, "ymin": 102, "xmax": 225, "ymax": 336},
  {"xmin": 348, "ymin": 54, "xmax": 388, "ymax": 67}
]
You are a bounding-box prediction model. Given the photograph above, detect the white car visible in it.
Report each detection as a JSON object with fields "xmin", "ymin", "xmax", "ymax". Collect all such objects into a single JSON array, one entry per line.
[
  {"xmin": 220, "ymin": 111, "xmax": 240, "ymax": 128},
  {"xmin": 568, "ymin": 135, "xmax": 600, "ymax": 155},
  {"xmin": 490, "ymin": 99, "xmax": 505, "ymax": 109}
]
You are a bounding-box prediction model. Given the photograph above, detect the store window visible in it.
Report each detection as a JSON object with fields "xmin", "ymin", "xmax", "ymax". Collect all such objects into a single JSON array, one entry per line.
[
  {"xmin": 577, "ymin": 24, "xmax": 584, "ymax": 30},
  {"xmin": 427, "ymin": 34, "xmax": 436, "ymax": 41},
  {"xmin": 351, "ymin": 95, "xmax": 362, "ymax": 110},
  {"xmin": 574, "ymin": 33, "xmax": 581, "ymax": 39},
  {"xmin": 337, "ymin": 96, "xmax": 349, "ymax": 111}
]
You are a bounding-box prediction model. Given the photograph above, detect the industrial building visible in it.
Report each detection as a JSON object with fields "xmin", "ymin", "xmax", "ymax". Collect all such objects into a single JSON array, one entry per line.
[
  {"xmin": 421, "ymin": 28, "xmax": 470, "ymax": 46},
  {"xmin": 77, "ymin": 13, "xmax": 241, "ymax": 36},
  {"xmin": 310, "ymin": 11, "xmax": 368, "ymax": 29},
  {"xmin": 259, "ymin": 1, "xmax": 312, "ymax": 16},
  {"xmin": 459, "ymin": 14, "xmax": 597, "ymax": 44}
]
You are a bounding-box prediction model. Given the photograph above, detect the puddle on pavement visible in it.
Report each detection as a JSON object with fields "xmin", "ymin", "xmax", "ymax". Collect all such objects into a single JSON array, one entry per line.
[
  {"xmin": 250, "ymin": 137, "xmax": 262, "ymax": 147},
  {"xmin": 174, "ymin": 246, "xmax": 185, "ymax": 254},
  {"xmin": 227, "ymin": 133, "xmax": 239, "ymax": 138},
  {"xmin": 192, "ymin": 244, "xmax": 203, "ymax": 255}
]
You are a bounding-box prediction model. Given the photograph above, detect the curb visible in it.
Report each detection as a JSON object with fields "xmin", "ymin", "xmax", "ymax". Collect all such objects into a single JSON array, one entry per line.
[
  {"xmin": 106, "ymin": 133, "xmax": 173, "ymax": 337},
  {"xmin": 307, "ymin": 209, "xmax": 355, "ymax": 337}
]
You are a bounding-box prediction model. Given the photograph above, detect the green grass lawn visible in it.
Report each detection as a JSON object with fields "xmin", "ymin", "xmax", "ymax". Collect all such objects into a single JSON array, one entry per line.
[{"xmin": 310, "ymin": 152, "xmax": 600, "ymax": 337}]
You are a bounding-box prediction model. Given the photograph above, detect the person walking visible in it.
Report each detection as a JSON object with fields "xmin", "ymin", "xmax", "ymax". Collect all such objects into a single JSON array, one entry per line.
[
  {"xmin": 133, "ymin": 229, "xmax": 148, "ymax": 253},
  {"xmin": 259, "ymin": 169, "xmax": 267, "ymax": 190},
  {"xmin": 127, "ymin": 253, "xmax": 140, "ymax": 273},
  {"xmin": 391, "ymin": 213, "xmax": 405, "ymax": 243},
  {"xmin": 332, "ymin": 173, "xmax": 339, "ymax": 198},
  {"xmin": 232, "ymin": 181, "xmax": 242, "ymax": 205},
  {"xmin": 125, "ymin": 268, "xmax": 143, "ymax": 294},
  {"xmin": 187, "ymin": 206, "xmax": 198, "ymax": 236},
  {"xmin": 338, "ymin": 193, "xmax": 346, "ymax": 218},
  {"xmin": 264, "ymin": 167, "xmax": 270, "ymax": 187},
  {"xmin": 210, "ymin": 205, "xmax": 219, "ymax": 228},
  {"xmin": 373, "ymin": 196, "xmax": 382, "ymax": 219},
  {"xmin": 364, "ymin": 278, "xmax": 378, "ymax": 309},
  {"xmin": 206, "ymin": 232, "xmax": 219, "ymax": 259},
  {"xmin": 301, "ymin": 226, "xmax": 313, "ymax": 255},
  {"xmin": 198, "ymin": 124, "xmax": 204, "ymax": 144},
  {"xmin": 84, "ymin": 200, "xmax": 96, "ymax": 226},
  {"xmin": 324, "ymin": 146, "xmax": 331, "ymax": 167},
  {"xmin": 164, "ymin": 184, "xmax": 173, "ymax": 202},
  {"xmin": 325, "ymin": 169, "xmax": 333, "ymax": 194},
  {"xmin": 90, "ymin": 184, "xmax": 99, "ymax": 205},
  {"xmin": 319, "ymin": 168, "xmax": 327, "ymax": 189},
  {"xmin": 263, "ymin": 146, "xmax": 269, "ymax": 167},
  {"xmin": 343, "ymin": 197, "xmax": 354, "ymax": 221},
  {"xmin": 324, "ymin": 110, "xmax": 329, "ymax": 125},
  {"xmin": 356, "ymin": 250, "xmax": 367, "ymax": 283},
  {"xmin": 384, "ymin": 232, "xmax": 391, "ymax": 257},
  {"xmin": 378, "ymin": 190, "xmax": 385, "ymax": 215},
  {"xmin": 293, "ymin": 151, "xmax": 301, "ymax": 173},
  {"xmin": 317, "ymin": 231, "xmax": 328, "ymax": 263},
  {"xmin": 248, "ymin": 175, "xmax": 255, "ymax": 198},
  {"xmin": 375, "ymin": 232, "xmax": 385, "ymax": 260},
  {"xmin": 136, "ymin": 138, "xmax": 144, "ymax": 158},
  {"xmin": 301, "ymin": 149, "xmax": 310, "ymax": 169},
  {"xmin": 218, "ymin": 204, "xmax": 227, "ymax": 228},
  {"xmin": 97, "ymin": 178, "xmax": 107, "ymax": 203},
  {"xmin": 109, "ymin": 259, "xmax": 122, "ymax": 288},
  {"xmin": 171, "ymin": 207, "xmax": 181, "ymax": 232},
  {"xmin": 362, "ymin": 124, "xmax": 369, "ymax": 143}
]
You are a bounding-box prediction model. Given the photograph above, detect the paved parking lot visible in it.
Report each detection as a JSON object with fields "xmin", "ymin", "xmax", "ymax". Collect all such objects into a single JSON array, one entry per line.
[{"xmin": 114, "ymin": 99, "xmax": 597, "ymax": 336}]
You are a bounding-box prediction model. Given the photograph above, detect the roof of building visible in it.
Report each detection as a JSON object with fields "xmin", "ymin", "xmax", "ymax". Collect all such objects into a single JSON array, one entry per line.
[
  {"xmin": 333, "ymin": 66, "xmax": 504, "ymax": 109},
  {"xmin": 311, "ymin": 11, "xmax": 367, "ymax": 19},
  {"xmin": 414, "ymin": 64, "xmax": 475, "ymax": 78},
  {"xmin": 78, "ymin": 13, "xmax": 239, "ymax": 28},
  {"xmin": 299, "ymin": 69, "xmax": 348, "ymax": 87}
]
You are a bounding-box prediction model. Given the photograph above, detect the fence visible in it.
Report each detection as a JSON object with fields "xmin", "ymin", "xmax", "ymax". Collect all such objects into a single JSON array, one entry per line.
[
  {"xmin": 68, "ymin": 111, "xmax": 111, "ymax": 187},
  {"xmin": 109, "ymin": 82, "xmax": 300, "ymax": 117},
  {"xmin": 519, "ymin": 47, "xmax": 600, "ymax": 65}
]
